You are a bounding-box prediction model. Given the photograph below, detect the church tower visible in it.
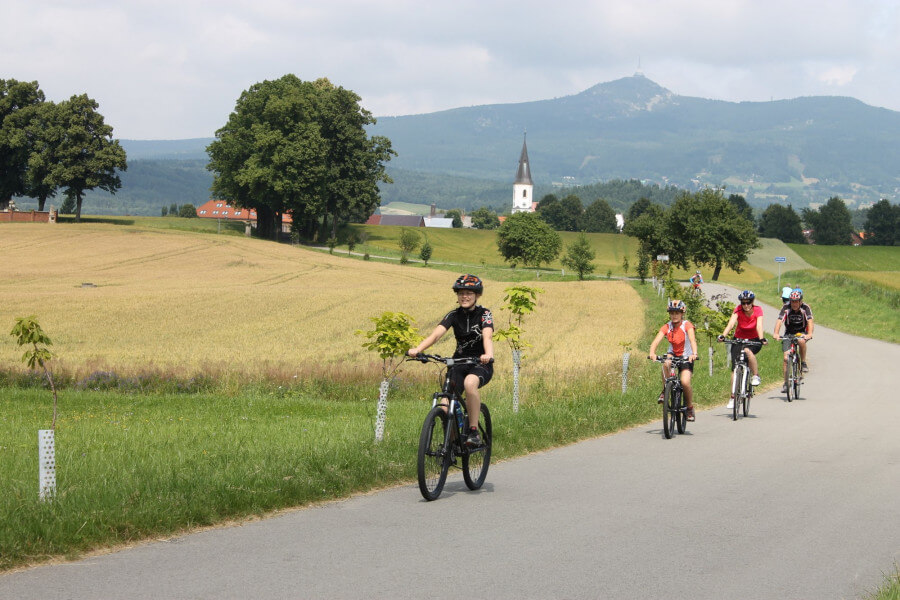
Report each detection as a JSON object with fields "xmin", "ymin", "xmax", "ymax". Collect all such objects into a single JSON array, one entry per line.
[{"xmin": 512, "ymin": 134, "xmax": 534, "ymax": 213}]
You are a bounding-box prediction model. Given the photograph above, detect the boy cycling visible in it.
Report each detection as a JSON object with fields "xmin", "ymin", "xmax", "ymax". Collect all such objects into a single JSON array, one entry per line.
[
  {"xmin": 408, "ymin": 274, "xmax": 494, "ymax": 447},
  {"xmin": 648, "ymin": 299, "xmax": 699, "ymax": 421}
]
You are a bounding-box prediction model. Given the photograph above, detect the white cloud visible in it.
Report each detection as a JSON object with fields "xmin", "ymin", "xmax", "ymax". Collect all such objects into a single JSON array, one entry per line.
[{"xmin": 2, "ymin": 0, "xmax": 899, "ymax": 138}]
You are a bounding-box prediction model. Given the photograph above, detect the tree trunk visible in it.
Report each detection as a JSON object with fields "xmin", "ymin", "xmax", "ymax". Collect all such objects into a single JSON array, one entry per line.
[
  {"xmin": 712, "ymin": 261, "xmax": 722, "ymax": 281},
  {"xmin": 75, "ymin": 192, "xmax": 83, "ymax": 222},
  {"xmin": 38, "ymin": 197, "xmax": 46, "ymax": 211}
]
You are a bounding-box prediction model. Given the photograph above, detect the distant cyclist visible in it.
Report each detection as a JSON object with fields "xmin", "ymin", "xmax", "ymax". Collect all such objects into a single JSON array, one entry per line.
[
  {"xmin": 773, "ymin": 288, "xmax": 814, "ymax": 390},
  {"xmin": 648, "ymin": 299, "xmax": 698, "ymax": 421},
  {"xmin": 690, "ymin": 270, "xmax": 704, "ymax": 294},
  {"xmin": 781, "ymin": 285, "xmax": 793, "ymax": 305},
  {"xmin": 408, "ymin": 274, "xmax": 494, "ymax": 447},
  {"xmin": 718, "ymin": 290, "xmax": 767, "ymax": 409}
]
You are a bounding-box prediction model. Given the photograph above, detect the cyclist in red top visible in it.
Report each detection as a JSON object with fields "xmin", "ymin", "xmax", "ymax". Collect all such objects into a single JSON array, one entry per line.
[
  {"xmin": 648, "ymin": 299, "xmax": 699, "ymax": 421},
  {"xmin": 718, "ymin": 290, "xmax": 767, "ymax": 409}
]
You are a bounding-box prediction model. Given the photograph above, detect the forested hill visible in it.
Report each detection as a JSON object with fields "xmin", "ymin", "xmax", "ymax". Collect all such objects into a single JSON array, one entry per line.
[{"xmin": 20, "ymin": 74, "xmax": 900, "ymax": 216}]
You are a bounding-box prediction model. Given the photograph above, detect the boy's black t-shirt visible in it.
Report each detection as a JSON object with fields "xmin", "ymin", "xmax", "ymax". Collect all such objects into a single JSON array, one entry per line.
[{"xmin": 439, "ymin": 305, "xmax": 494, "ymax": 358}]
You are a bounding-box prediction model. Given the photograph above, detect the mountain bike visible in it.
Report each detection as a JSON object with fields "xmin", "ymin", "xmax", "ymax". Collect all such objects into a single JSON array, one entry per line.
[
  {"xmin": 720, "ymin": 338, "xmax": 764, "ymax": 421},
  {"xmin": 410, "ymin": 354, "xmax": 492, "ymax": 501},
  {"xmin": 779, "ymin": 335, "xmax": 803, "ymax": 401},
  {"xmin": 650, "ymin": 355, "xmax": 694, "ymax": 439}
]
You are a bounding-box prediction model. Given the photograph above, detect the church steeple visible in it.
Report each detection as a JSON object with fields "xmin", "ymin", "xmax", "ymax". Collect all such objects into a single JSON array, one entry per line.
[
  {"xmin": 514, "ymin": 135, "xmax": 533, "ymax": 186},
  {"xmin": 512, "ymin": 134, "xmax": 534, "ymax": 213}
]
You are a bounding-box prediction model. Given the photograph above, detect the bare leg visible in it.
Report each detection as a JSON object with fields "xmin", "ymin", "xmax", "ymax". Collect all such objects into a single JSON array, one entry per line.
[{"xmin": 463, "ymin": 373, "xmax": 481, "ymax": 429}]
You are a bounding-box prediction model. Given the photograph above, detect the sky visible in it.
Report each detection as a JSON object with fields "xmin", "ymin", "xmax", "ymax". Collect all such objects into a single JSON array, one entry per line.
[{"xmin": 3, "ymin": 0, "xmax": 899, "ymax": 140}]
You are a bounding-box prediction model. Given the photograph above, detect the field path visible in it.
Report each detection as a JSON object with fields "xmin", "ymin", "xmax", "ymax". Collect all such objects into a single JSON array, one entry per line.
[{"xmin": 1, "ymin": 286, "xmax": 898, "ymax": 599}]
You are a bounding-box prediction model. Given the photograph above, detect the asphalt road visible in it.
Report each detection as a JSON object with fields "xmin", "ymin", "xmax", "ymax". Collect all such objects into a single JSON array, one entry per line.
[{"xmin": 2, "ymin": 285, "xmax": 898, "ymax": 599}]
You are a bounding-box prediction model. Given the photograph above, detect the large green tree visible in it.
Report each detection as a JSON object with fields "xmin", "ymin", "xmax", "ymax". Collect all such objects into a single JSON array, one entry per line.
[
  {"xmin": 758, "ymin": 203, "xmax": 805, "ymax": 243},
  {"xmin": 669, "ymin": 189, "xmax": 759, "ymax": 280},
  {"xmin": 0, "ymin": 79, "xmax": 45, "ymax": 209},
  {"xmin": 802, "ymin": 196, "xmax": 853, "ymax": 245},
  {"xmin": 863, "ymin": 199, "xmax": 899, "ymax": 246},
  {"xmin": 43, "ymin": 95, "xmax": 127, "ymax": 221},
  {"xmin": 207, "ymin": 75, "xmax": 394, "ymax": 241},
  {"xmin": 496, "ymin": 212, "xmax": 562, "ymax": 269}
]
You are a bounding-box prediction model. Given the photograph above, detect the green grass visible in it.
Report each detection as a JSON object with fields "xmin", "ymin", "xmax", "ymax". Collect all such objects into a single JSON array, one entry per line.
[
  {"xmin": 753, "ymin": 270, "xmax": 900, "ymax": 343},
  {"xmin": 57, "ymin": 215, "xmax": 248, "ymax": 236},
  {"xmin": 787, "ymin": 243, "xmax": 900, "ymax": 271},
  {"xmin": 865, "ymin": 566, "xmax": 900, "ymax": 600}
]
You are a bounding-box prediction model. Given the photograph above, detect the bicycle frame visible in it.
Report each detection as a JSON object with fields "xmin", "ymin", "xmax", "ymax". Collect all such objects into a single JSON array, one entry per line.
[
  {"xmin": 779, "ymin": 335, "xmax": 803, "ymax": 401},
  {"xmin": 722, "ymin": 338, "xmax": 763, "ymax": 420}
]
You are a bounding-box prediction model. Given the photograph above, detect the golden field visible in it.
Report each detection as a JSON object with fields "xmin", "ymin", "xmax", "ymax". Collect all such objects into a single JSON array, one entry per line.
[{"xmin": 1, "ymin": 223, "xmax": 644, "ymax": 379}]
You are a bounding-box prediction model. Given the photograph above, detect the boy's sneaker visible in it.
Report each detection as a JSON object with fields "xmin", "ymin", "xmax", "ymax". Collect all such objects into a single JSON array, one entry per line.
[
  {"xmin": 750, "ymin": 374, "xmax": 761, "ymax": 386},
  {"xmin": 726, "ymin": 397, "xmax": 735, "ymax": 409},
  {"xmin": 801, "ymin": 362, "xmax": 809, "ymax": 373},
  {"xmin": 657, "ymin": 392, "xmax": 665, "ymax": 404},
  {"xmin": 466, "ymin": 428, "xmax": 482, "ymax": 447},
  {"xmin": 781, "ymin": 384, "xmax": 788, "ymax": 393}
]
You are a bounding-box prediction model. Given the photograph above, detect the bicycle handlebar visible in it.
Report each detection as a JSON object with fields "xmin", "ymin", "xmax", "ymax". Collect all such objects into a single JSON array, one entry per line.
[
  {"xmin": 718, "ymin": 337, "xmax": 766, "ymax": 346},
  {"xmin": 649, "ymin": 355, "xmax": 698, "ymax": 365},
  {"xmin": 408, "ymin": 353, "xmax": 494, "ymax": 366}
]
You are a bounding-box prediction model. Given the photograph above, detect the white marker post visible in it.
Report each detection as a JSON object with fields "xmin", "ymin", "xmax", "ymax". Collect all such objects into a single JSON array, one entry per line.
[{"xmin": 39, "ymin": 429, "xmax": 56, "ymax": 501}]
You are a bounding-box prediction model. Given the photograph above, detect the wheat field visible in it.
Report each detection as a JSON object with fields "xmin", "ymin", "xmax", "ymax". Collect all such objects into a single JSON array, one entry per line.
[{"xmin": 1, "ymin": 223, "xmax": 644, "ymax": 380}]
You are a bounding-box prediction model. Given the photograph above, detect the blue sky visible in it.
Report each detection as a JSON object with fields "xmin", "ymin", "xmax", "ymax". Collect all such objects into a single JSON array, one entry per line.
[{"xmin": 3, "ymin": 0, "xmax": 898, "ymax": 140}]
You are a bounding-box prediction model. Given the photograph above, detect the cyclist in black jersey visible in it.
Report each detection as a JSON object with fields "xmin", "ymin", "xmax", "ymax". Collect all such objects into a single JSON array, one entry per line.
[
  {"xmin": 408, "ymin": 274, "xmax": 494, "ymax": 447},
  {"xmin": 773, "ymin": 288, "xmax": 814, "ymax": 389}
]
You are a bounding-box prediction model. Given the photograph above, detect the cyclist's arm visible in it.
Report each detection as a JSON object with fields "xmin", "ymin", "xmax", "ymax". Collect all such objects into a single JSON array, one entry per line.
[
  {"xmin": 408, "ymin": 325, "xmax": 448, "ymax": 357},
  {"xmin": 481, "ymin": 326, "xmax": 494, "ymax": 363},
  {"xmin": 755, "ymin": 314, "xmax": 766, "ymax": 341},
  {"xmin": 804, "ymin": 319, "xmax": 814, "ymax": 340},
  {"xmin": 648, "ymin": 329, "xmax": 666, "ymax": 358},
  {"xmin": 773, "ymin": 317, "xmax": 783, "ymax": 338}
]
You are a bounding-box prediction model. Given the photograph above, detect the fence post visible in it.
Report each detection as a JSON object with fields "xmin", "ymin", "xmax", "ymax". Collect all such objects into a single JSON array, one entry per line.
[{"xmin": 621, "ymin": 352, "xmax": 630, "ymax": 394}]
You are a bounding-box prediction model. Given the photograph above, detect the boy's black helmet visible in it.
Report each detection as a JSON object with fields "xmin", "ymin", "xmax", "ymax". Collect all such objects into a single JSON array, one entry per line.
[{"xmin": 452, "ymin": 274, "xmax": 483, "ymax": 293}]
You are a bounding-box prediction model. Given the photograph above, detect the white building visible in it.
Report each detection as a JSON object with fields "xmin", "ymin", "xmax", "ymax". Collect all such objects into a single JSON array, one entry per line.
[{"xmin": 512, "ymin": 135, "xmax": 536, "ymax": 213}]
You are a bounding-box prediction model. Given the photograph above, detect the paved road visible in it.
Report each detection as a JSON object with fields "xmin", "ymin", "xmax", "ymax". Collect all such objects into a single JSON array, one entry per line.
[{"xmin": 2, "ymin": 286, "xmax": 898, "ymax": 599}]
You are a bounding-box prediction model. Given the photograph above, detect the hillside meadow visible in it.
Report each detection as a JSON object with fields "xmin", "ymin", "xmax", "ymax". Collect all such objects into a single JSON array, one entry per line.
[{"xmin": 0, "ymin": 221, "xmax": 643, "ymax": 380}]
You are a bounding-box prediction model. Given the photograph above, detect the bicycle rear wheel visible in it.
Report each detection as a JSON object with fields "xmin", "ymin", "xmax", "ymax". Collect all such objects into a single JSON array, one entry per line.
[
  {"xmin": 462, "ymin": 404, "xmax": 492, "ymax": 490},
  {"xmin": 417, "ymin": 405, "xmax": 451, "ymax": 501},
  {"xmin": 662, "ymin": 380, "xmax": 676, "ymax": 439},
  {"xmin": 743, "ymin": 387, "xmax": 751, "ymax": 417}
]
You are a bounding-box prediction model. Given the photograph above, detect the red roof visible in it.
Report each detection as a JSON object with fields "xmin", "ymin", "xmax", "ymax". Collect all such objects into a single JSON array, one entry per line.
[{"xmin": 196, "ymin": 199, "xmax": 292, "ymax": 223}]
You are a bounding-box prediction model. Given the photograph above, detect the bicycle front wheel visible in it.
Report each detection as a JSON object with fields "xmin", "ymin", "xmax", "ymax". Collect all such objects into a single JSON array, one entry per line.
[
  {"xmin": 417, "ymin": 406, "xmax": 451, "ymax": 501},
  {"xmin": 743, "ymin": 388, "xmax": 751, "ymax": 417},
  {"xmin": 733, "ymin": 365, "xmax": 745, "ymax": 421},
  {"xmin": 662, "ymin": 380, "xmax": 676, "ymax": 439},
  {"xmin": 462, "ymin": 404, "xmax": 492, "ymax": 490},
  {"xmin": 791, "ymin": 356, "xmax": 801, "ymax": 400},
  {"xmin": 675, "ymin": 388, "xmax": 686, "ymax": 434}
]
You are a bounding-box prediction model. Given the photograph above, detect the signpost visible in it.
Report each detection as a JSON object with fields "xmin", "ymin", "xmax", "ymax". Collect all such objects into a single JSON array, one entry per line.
[{"xmin": 774, "ymin": 256, "xmax": 786, "ymax": 292}]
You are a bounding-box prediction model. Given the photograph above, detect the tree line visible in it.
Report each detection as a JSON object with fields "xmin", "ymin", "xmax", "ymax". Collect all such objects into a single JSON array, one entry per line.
[
  {"xmin": 758, "ymin": 196, "xmax": 899, "ymax": 246},
  {"xmin": 0, "ymin": 79, "xmax": 127, "ymax": 221}
]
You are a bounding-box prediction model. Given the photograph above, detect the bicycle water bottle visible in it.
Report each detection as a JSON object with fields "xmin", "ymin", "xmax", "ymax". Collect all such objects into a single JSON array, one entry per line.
[{"xmin": 454, "ymin": 402, "xmax": 465, "ymax": 431}]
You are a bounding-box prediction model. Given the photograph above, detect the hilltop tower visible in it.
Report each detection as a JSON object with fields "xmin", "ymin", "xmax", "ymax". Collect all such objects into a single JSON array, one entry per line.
[{"xmin": 512, "ymin": 134, "xmax": 534, "ymax": 213}]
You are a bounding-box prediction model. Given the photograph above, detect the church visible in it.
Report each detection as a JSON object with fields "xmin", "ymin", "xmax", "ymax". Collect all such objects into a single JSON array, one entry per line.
[{"xmin": 511, "ymin": 135, "xmax": 537, "ymax": 213}]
